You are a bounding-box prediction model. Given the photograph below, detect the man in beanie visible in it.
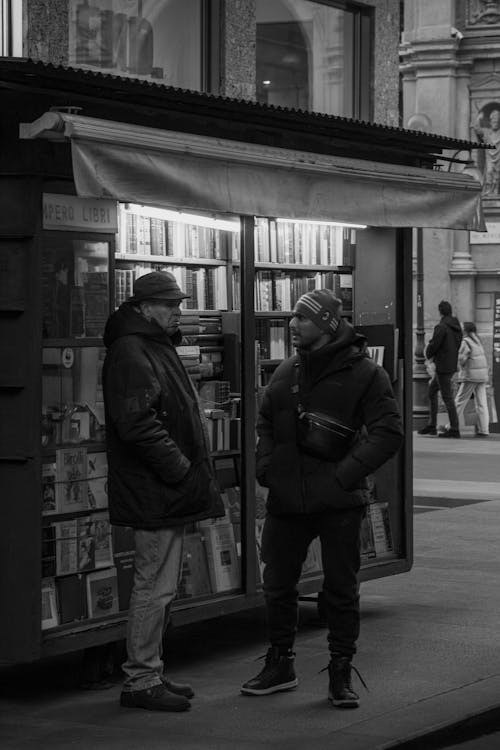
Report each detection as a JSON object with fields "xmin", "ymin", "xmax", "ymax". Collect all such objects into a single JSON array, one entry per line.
[
  {"xmin": 103, "ymin": 271, "xmax": 224, "ymax": 711},
  {"xmin": 241, "ymin": 289, "xmax": 403, "ymax": 708}
]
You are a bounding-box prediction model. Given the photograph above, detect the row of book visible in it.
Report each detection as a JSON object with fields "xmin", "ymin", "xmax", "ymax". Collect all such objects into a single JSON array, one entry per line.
[
  {"xmin": 118, "ymin": 208, "xmax": 230, "ymax": 259},
  {"xmin": 255, "ymin": 318, "xmax": 290, "ymax": 361},
  {"xmin": 41, "ymin": 489, "xmax": 243, "ymax": 630},
  {"xmin": 254, "ymin": 270, "xmax": 353, "ymax": 312},
  {"xmin": 115, "ymin": 264, "xmax": 228, "ymax": 310},
  {"xmin": 253, "ymin": 218, "xmax": 356, "ymax": 267}
]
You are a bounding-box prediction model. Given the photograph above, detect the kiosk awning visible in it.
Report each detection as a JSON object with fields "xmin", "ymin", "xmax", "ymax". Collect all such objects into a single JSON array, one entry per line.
[{"xmin": 20, "ymin": 111, "xmax": 485, "ymax": 230}]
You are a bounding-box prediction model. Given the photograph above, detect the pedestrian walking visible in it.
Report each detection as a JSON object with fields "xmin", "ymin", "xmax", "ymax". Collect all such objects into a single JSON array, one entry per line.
[
  {"xmin": 418, "ymin": 300, "xmax": 463, "ymax": 438},
  {"xmin": 241, "ymin": 289, "xmax": 403, "ymax": 708},
  {"xmin": 455, "ymin": 322, "xmax": 490, "ymax": 436},
  {"xmin": 102, "ymin": 271, "xmax": 224, "ymax": 712}
]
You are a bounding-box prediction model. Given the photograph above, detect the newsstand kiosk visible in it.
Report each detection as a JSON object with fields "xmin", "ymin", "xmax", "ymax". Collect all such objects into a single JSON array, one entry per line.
[{"xmin": 0, "ymin": 59, "xmax": 484, "ymax": 664}]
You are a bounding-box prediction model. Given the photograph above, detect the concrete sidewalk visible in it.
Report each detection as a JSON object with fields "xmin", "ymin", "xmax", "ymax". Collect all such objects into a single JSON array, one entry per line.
[{"xmin": 1, "ymin": 431, "xmax": 500, "ymax": 749}]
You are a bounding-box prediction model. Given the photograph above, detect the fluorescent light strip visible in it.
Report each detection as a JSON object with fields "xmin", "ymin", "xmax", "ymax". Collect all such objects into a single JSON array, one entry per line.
[
  {"xmin": 276, "ymin": 218, "xmax": 367, "ymax": 229},
  {"xmin": 126, "ymin": 203, "xmax": 241, "ymax": 233}
]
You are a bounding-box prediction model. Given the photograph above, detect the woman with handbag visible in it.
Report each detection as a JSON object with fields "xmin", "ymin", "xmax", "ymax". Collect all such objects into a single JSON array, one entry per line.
[
  {"xmin": 455, "ymin": 322, "xmax": 490, "ymax": 436},
  {"xmin": 241, "ymin": 289, "xmax": 404, "ymax": 709}
]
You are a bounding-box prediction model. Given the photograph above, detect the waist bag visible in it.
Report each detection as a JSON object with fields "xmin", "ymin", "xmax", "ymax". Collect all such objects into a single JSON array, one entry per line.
[{"xmin": 292, "ymin": 363, "xmax": 357, "ymax": 462}]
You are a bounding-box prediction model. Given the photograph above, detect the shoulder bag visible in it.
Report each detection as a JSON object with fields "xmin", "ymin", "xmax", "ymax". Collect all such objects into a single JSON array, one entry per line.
[{"xmin": 292, "ymin": 362, "xmax": 357, "ymax": 462}]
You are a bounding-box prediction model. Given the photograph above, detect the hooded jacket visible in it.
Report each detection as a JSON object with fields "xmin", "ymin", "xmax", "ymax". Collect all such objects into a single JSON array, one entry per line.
[
  {"xmin": 102, "ymin": 302, "xmax": 224, "ymax": 529},
  {"xmin": 256, "ymin": 319, "xmax": 404, "ymax": 515},
  {"xmin": 425, "ymin": 315, "xmax": 462, "ymax": 374}
]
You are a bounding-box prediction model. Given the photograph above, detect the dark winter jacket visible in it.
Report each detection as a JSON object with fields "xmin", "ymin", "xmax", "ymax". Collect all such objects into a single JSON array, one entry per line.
[
  {"xmin": 256, "ymin": 319, "xmax": 404, "ymax": 515},
  {"xmin": 102, "ymin": 302, "xmax": 224, "ymax": 529},
  {"xmin": 425, "ymin": 315, "xmax": 462, "ymax": 374}
]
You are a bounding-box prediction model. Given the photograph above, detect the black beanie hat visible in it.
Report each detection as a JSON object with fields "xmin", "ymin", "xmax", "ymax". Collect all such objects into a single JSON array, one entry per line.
[{"xmin": 294, "ymin": 289, "xmax": 342, "ymax": 334}]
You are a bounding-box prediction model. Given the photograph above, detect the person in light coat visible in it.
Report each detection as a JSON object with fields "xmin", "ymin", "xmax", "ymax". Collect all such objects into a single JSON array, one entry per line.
[{"xmin": 455, "ymin": 322, "xmax": 490, "ymax": 436}]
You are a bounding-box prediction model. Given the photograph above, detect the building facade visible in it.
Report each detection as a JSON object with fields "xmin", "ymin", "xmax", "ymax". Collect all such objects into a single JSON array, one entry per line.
[
  {"xmin": 401, "ymin": 0, "xmax": 500, "ymax": 425},
  {"xmin": 2, "ymin": 0, "xmax": 401, "ymax": 122}
]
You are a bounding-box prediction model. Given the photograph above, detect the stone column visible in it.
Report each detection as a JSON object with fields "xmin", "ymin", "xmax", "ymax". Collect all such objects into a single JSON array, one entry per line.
[{"xmin": 218, "ymin": 0, "xmax": 256, "ymax": 101}]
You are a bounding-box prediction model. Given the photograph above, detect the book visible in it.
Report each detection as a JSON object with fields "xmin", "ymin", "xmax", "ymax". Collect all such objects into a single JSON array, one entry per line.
[
  {"xmin": 55, "ymin": 447, "xmax": 88, "ymax": 514},
  {"xmin": 177, "ymin": 532, "xmax": 212, "ymax": 599},
  {"xmin": 42, "ymin": 462, "xmax": 58, "ymax": 515},
  {"xmin": 150, "ymin": 217, "xmax": 166, "ymax": 255},
  {"xmin": 370, "ymin": 502, "xmax": 393, "ymax": 557},
  {"xmin": 42, "ymin": 525, "xmax": 57, "ymax": 577},
  {"xmin": 87, "ymin": 451, "xmax": 108, "ymax": 509},
  {"xmin": 112, "ymin": 525, "xmax": 135, "ymax": 555},
  {"xmin": 77, "ymin": 516, "xmax": 96, "ymax": 572},
  {"xmin": 201, "ymin": 522, "xmax": 240, "ymax": 593},
  {"xmin": 114, "ymin": 550, "xmax": 136, "ymax": 610},
  {"xmin": 54, "ymin": 519, "xmax": 78, "ymax": 576},
  {"xmin": 367, "ymin": 346, "xmax": 385, "ymax": 367},
  {"xmin": 56, "ymin": 574, "xmax": 87, "ymax": 623},
  {"xmin": 86, "ymin": 567, "xmax": 120, "ymax": 619},
  {"xmin": 360, "ymin": 511, "xmax": 376, "ymax": 559},
  {"xmin": 41, "ymin": 577, "xmax": 59, "ymax": 630},
  {"xmin": 92, "ymin": 512, "xmax": 114, "ymax": 568}
]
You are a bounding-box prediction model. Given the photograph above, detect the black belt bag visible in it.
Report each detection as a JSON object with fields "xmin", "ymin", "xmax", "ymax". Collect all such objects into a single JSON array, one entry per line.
[
  {"xmin": 296, "ymin": 409, "xmax": 356, "ymax": 462},
  {"xmin": 292, "ymin": 363, "xmax": 357, "ymax": 462}
]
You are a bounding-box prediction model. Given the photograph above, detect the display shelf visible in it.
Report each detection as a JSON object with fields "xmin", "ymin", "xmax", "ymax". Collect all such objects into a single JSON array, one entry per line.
[
  {"xmin": 116, "ymin": 253, "xmax": 227, "ymax": 266},
  {"xmin": 254, "ymin": 262, "xmax": 354, "ymax": 272}
]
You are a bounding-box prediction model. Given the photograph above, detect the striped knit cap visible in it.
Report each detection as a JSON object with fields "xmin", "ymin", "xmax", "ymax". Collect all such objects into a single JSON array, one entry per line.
[{"xmin": 294, "ymin": 289, "xmax": 342, "ymax": 335}]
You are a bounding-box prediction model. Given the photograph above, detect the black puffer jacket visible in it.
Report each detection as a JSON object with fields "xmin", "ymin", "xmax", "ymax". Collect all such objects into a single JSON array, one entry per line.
[
  {"xmin": 102, "ymin": 302, "xmax": 224, "ymax": 529},
  {"xmin": 256, "ymin": 320, "xmax": 404, "ymax": 515},
  {"xmin": 425, "ymin": 315, "xmax": 462, "ymax": 374}
]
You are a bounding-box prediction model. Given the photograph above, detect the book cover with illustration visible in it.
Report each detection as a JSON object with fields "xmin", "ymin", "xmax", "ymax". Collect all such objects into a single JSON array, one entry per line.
[
  {"xmin": 54, "ymin": 519, "xmax": 78, "ymax": 576},
  {"xmin": 55, "ymin": 446, "xmax": 88, "ymax": 514},
  {"xmin": 86, "ymin": 567, "xmax": 119, "ymax": 619},
  {"xmin": 87, "ymin": 451, "xmax": 108, "ymax": 509}
]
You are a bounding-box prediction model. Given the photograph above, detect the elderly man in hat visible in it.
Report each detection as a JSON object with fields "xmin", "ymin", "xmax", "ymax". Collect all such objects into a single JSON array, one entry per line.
[
  {"xmin": 103, "ymin": 271, "xmax": 224, "ymax": 712},
  {"xmin": 241, "ymin": 289, "xmax": 403, "ymax": 708}
]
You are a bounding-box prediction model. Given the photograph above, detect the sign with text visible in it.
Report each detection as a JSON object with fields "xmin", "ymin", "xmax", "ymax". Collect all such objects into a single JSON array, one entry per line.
[
  {"xmin": 492, "ymin": 292, "xmax": 500, "ymax": 431},
  {"xmin": 43, "ymin": 194, "xmax": 118, "ymax": 233},
  {"xmin": 470, "ymin": 222, "xmax": 500, "ymax": 244}
]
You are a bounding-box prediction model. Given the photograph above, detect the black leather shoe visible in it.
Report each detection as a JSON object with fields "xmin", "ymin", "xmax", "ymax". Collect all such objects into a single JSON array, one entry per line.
[
  {"xmin": 417, "ymin": 425, "xmax": 437, "ymax": 435},
  {"xmin": 120, "ymin": 684, "xmax": 191, "ymax": 711},
  {"xmin": 438, "ymin": 428, "xmax": 460, "ymax": 438},
  {"xmin": 162, "ymin": 677, "xmax": 195, "ymax": 699}
]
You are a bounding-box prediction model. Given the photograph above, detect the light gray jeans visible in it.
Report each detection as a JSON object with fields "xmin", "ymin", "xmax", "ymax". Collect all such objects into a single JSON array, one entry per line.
[{"xmin": 122, "ymin": 527, "xmax": 184, "ymax": 691}]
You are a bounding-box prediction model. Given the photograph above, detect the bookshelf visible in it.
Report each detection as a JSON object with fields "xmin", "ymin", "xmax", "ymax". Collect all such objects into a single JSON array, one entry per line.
[{"xmin": 251, "ymin": 218, "xmax": 354, "ymax": 384}]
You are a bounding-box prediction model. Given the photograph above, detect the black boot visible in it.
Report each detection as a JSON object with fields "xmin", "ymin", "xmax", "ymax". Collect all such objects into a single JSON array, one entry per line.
[
  {"xmin": 241, "ymin": 646, "xmax": 298, "ymax": 696},
  {"xmin": 328, "ymin": 656, "xmax": 360, "ymax": 709}
]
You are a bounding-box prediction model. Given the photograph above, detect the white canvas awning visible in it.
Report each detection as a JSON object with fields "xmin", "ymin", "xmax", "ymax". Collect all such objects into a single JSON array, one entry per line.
[{"xmin": 20, "ymin": 111, "xmax": 485, "ymax": 230}]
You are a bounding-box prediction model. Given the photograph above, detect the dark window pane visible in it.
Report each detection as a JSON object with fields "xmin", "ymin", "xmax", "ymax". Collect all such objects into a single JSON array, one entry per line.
[{"xmin": 256, "ymin": 0, "xmax": 370, "ymax": 118}]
